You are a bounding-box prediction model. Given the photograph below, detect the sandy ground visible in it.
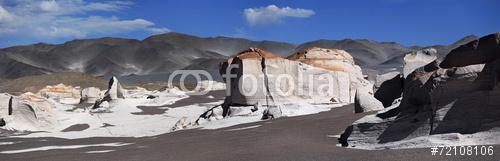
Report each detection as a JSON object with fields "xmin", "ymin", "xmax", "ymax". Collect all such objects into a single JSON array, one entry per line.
[{"xmin": 0, "ymin": 103, "xmax": 499, "ymax": 161}]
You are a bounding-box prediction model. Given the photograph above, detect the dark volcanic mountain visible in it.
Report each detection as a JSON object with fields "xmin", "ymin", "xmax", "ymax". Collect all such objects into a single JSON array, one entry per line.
[
  {"xmin": 0, "ymin": 32, "xmax": 297, "ymax": 80},
  {"xmin": 0, "ymin": 32, "xmax": 477, "ymax": 82}
]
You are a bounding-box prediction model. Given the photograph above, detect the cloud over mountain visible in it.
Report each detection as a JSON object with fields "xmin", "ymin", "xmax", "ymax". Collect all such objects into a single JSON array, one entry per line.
[
  {"xmin": 244, "ymin": 5, "xmax": 315, "ymax": 26},
  {"xmin": 0, "ymin": 0, "xmax": 168, "ymax": 39}
]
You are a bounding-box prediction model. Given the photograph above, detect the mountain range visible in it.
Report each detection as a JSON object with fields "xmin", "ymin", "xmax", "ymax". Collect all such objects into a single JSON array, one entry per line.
[{"xmin": 0, "ymin": 32, "xmax": 478, "ymax": 82}]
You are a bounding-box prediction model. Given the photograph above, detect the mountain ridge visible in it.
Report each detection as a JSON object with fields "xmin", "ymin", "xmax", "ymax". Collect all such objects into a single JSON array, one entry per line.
[{"xmin": 0, "ymin": 32, "xmax": 479, "ymax": 81}]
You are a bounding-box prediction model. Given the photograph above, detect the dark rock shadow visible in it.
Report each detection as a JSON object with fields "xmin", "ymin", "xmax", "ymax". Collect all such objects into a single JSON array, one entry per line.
[
  {"xmin": 376, "ymin": 111, "xmax": 430, "ymax": 143},
  {"xmin": 376, "ymin": 107, "xmax": 400, "ymax": 119},
  {"xmin": 65, "ymin": 103, "xmax": 93, "ymax": 112},
  {"xmin": 61, "ymin": 124, "xmax": 90, "ymax": 132},
  {"xmin": 338, "ymin": 125, "xmax": 353, "ymax": 147},
  {"xmin": 132, "ymin": 90, "xmax": 226, "ymax": 115},
  {"xmin": 433, "ymin": 60, "xmax": 500, "ymax": 134},
  {"xmin": 374, "ymin": 74, "xmax": 403, "ymax": 107},
  {"xmin": 101, "ymin": 123, "xmax": 115, "ymax": 128}
]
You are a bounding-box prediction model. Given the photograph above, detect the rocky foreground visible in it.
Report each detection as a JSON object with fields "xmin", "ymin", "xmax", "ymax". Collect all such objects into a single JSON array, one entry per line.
[
  {"xmin": 340, "ymin": 32, "xmax": 500, "ymax": 149},
  {"xmin": 1, "ymin": 104, "xmax": 498, "ymax": 161}
]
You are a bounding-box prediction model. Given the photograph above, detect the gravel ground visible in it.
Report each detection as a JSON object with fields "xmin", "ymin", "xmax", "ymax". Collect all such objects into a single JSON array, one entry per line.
[{"xmin": 0, "ymin": 104, "xmax": 498, "ymax": 161}]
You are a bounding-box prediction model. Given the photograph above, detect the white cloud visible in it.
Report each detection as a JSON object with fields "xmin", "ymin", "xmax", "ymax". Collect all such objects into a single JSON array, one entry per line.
[
  {"xmin": 0, "ymin": 0, "xmax": 168, "ymax": 40},
  {"xmin": 39, "ymin": 0, "xmax": 60, "ymax": 12},
  {"xmin": 36, "ymin": 0, "xmax": 133, "ymax": 15},
  {"xmin": 147, "ymin": 27, "xmax": 170, "ymax": 34},
  {"xmin": 244, "ymin": 5, "xmax": 315, "ymax": 26},
  {"xmin": 0, "ymin": 5, "xmax": 13, "ymax": 22}
]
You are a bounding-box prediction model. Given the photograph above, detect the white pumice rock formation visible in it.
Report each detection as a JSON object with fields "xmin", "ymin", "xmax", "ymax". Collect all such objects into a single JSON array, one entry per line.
[
  {"xmin": 92, "ymin": 76, "xmax": 126, "ymax": 109},
  {"xmin": 0, "ymin": 93, "xmax": 58, "ymax": 131},
  {"xmin": 0, "ymin": 81, "xmax": 195, "ymax": 137},
  {"xmin": 104, "ymin": 76, "xmax": 125, "ymax": 100},
  {"xmin": 38, "ymin": 83, "xmax": 81, "ymax": 104},
  {"xmin": 220, "ymin": 48, "xmax": 371, "ymax": 106},
  {"xmin": 287, "ymin": 47, "xmax": 372, "ymax": 103}
]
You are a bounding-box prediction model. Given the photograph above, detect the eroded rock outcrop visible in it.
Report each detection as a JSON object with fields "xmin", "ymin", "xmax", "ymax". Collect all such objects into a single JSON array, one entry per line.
[
  {"xmin": 38, "ymin": 83, "xmax": 81, "ymax": 104},
  {"xmin": 223, "ymin": 48, "xmax": 371, "ymax": 104},
  {"xmin": 287, "ymin": 47, "xmax": 370, "ymax": 103},
  {"xmin": 340, "ymin": 32, "xmax": 500, "ymax": 149},
  {"xmin": 92, "ymin": 77, "xmax": 125, "ymax": 109},
  {"xmin": 219, "ymin": 47, "xmax": 372, "ymax": 117},
  {"xmin": 440, "ymin": 33, "xmax": 500, "ymax": 68},
  {"xmin": 287, "ymin": 47, "xmax": 363, "ymax": 79},
  {"xmin": 104, "ymin": 76, "xmax": 125, "ymax": 100},
  {"xmin": 0, "ymin": 93, "xmax": 57, "ymax": 131}
]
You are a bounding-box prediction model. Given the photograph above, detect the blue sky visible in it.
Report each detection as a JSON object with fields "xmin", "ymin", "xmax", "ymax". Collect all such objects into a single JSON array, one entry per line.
[{"xmin": 0, "ymin": 0, "xmax": 499, "ymax": 48}]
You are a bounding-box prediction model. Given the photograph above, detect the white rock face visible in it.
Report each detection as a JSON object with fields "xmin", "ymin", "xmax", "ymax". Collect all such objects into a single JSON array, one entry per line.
[
  {"xmin": 80, "ymin": 87, "xmax": 101, "ymax": 103},
  {"xmin": 0, "ymin": 93, "xmax": 12, "ymax": 117},
  {"xmin": 38, "ymin": 83, "xmax": 81, "ymax": 104},
  {"xmin": 402, "ymin": 48, "xmax": 437, "ymax": 78},
  {"xmin": 354, "ymin": 87, "xmax": 383, "ymax": 113},
  {"xmin": 288, "ymin": 47, "xmax": 371, "ymax": 103},
  {"xmin": 287, "ymin": 47, "xmax": 364, "ymax": 81},
  {"xmin": 221, "ymin": 48, "xmax": 371, "ymax": 107}
]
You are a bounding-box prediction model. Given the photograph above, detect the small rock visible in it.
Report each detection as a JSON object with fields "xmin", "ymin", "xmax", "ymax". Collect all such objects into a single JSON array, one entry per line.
[
  {"xmin": 262, "ymin": 105, "xmax": 283, "ymax": 120},
  {"xmin": 171, "ymin": 117, "xmax": 191, "ymax": 131},
  {"xmin": 0, "ymin": 118, "xmax": 5, "ymax": 127},
  {"xmin": 330, "ymin": 97, "xmax": 340, "ymax": 103},
  {"xmin": 80, "ymin": 87, "xmax": 101, "ymax": 103}
]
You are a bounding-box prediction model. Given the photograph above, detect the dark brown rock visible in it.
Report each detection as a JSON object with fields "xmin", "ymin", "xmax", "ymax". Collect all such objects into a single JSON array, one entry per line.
[{"xmin": 440, "ymin": 33, "xmax": 500, "ymax": 68}]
